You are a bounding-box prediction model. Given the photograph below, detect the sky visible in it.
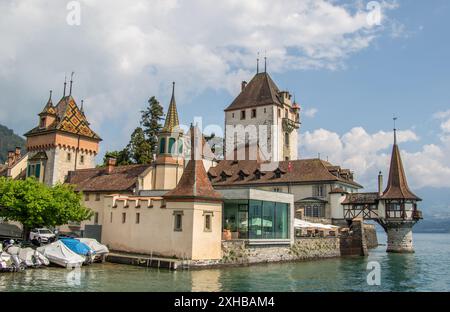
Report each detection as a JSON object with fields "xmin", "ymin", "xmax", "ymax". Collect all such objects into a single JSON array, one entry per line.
[{"xmin": 0, "ymin": 0, "xmax": 449, "ymax": 193}]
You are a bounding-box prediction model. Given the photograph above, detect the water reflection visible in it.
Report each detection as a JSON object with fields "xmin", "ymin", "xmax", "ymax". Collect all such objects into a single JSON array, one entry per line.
[{"xmin": 0, "ymin": 233, "xmax": 448, "ymax": 292}]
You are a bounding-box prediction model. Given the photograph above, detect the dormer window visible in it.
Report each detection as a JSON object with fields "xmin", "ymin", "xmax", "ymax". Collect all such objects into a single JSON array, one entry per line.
[
  {"xmin": 238, "ymin": 170, "xmax": 249, "ymax": 181},
  {"xmin": 273, "ymin": 168, "xmax": 286, "ymax": 179},
  {"xmin": 254, "ymin": 169, "xmax": 265, "ymax": 180},
  {"xmin": 40, "ymin": 117, "xmax": 46, "ymax": 128}
]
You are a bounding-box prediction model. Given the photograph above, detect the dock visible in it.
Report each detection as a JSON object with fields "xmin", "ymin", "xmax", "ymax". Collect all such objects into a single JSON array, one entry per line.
[{"xmin": 106, "ymin": 252, "xmax": 185, "ymax": 270}]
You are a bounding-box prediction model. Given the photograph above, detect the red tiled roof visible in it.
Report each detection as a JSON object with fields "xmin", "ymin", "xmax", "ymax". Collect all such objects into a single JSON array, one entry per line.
[
  {"xmin": 66, "ymin": 164, "xmax": 151, "ymax": 192},
  {"xmin": 342, "ymin": 192, "xmax": 379, "ymax": 205},
  {"xmin": 209, "ymin": 159, "xmax": 362, "ymax": 188}
]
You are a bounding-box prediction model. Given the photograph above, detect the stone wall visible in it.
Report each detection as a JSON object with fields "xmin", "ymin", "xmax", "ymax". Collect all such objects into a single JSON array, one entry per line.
[
  {"xmin": 217, "ymin": 238, "xmax": 340, "ymax": 266},
  {"xmin": 339, "ymin": 219, "xmax": 368, "ymax": 256},
  {"xmin": 363, "ymin": 223, "xmax": 379, "ymax": 249}
]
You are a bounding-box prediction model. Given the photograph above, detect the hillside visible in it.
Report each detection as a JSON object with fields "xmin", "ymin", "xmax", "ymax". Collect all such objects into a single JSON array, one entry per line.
[{"xmin": 0, "ymin": 124, "xmax": 26, "ymax": 164}]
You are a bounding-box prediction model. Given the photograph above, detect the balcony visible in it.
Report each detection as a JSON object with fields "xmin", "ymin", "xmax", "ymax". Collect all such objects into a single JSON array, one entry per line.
[
  {"xmin": 413, "ymin": 210, "xmax": 423, "ymax": 220},
  {"xmin": 282, "ymin": 118, "xmax": 300, "ymax": 133}
]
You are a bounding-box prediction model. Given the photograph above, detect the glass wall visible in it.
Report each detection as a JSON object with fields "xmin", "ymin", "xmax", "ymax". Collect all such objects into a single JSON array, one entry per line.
[{"xmin": 223, "ymin": 199, "xmax": 290, "ymax": 240}]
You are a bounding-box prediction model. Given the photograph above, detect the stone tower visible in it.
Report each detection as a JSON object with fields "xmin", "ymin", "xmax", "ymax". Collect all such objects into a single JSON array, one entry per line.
[
  {"xmin": 152, "ymin": 82, "xmax": 185, "ymax": 190},
  {"xmin": 224, "ymin": 70, "xmax": 301, "ymax": 162},
  {"xmin": 24, "ymin": 88, "xmax": 101, "ymax": 186},
  {"xmin": 379, "ymin": 129, "xmax": 423, "ymax": 253}
]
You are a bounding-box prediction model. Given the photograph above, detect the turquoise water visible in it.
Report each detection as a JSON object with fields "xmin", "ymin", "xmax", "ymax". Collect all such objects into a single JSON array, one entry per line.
[{"xmin": 1, "ymin": 233, "xmax": 449, "ymax": 292}]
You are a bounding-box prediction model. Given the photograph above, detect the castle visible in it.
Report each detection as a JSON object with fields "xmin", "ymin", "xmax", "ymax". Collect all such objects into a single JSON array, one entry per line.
[{"xmin": 3, "ymin": 68, "xmax": 423, "ymax": 260}]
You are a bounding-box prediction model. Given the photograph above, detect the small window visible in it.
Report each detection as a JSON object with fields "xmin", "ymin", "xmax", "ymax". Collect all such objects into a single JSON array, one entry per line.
[
  {"xmin": 278, "ymin": 109, "xmax": 281, "ymax": 118},
  {"xmin": 168, "ymin": 138, "xmax": 176, "ymax": 154},
  {"xmin": 285, "ymin": 133, "xmax": 290, "ymax": 146},
  {"xmin": 80, "ymin": 155, "xmax": 85, "ymax": 165},
  {"xmin": 110, "ymin": 212, "xmax": 113, "ymax": 223},
  {"xmin": 174, "ymin": 212, "xmax": 183, "ymax": 231},
  {"xmin": 240, "ymin": 110, "xmax": 246, "ymax": 120},
  {"xmin": 232, "ymin": 113, "xmax": 235, "ymax": 118},
  {"xmin": 285, "ymin": 109, "xmax": 288, "ymax": 118},
  {"xmin": 95, "ymin": 194, "xmax": 101, "ymax": 201},
  {"xmin": 159, "ymin": 138, "xmax": 166, "ymax": 154},
  {"xmin": 264, "ymin": 108, "xmax": 267, "ymax": 113},
  {"xmin": 136, "ymin": 213, "xmax": 140, "ymax": 224},
  {"xmin": 274, "ymin": 187, "xmax": 281, "ymax": 192},
  {"xmin": 313, "ymin": 185, "xmax": 325, "ymax": 197},
  {"xmin": 85, "ymin": 193, "xmax": 89, "ymax": 201},
  {"xmin": 251, "ymin": 109, "xmax": 257, "ymax": 118},
  {"xmin": 122, "ymin": 213, "xmax": 126, "ymax": 224},
  {"xmin": 204, "ymin": 214, "xmax": 212, "ymax": 232},
  {"xmin": 40, "ymin": 117, "xmax": 46, "ymax": 128},
  {"xmin": 67, "ymin": 153, "xmax": 71, "ymax": 162},
  {"xmin": 94, "ymin": 212, "xmax": 99, "ymax": 225}
]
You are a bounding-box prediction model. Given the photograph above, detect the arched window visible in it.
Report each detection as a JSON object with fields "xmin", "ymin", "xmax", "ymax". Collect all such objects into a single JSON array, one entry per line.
[
  {"xmin": 168, "ymin": 138, "xmax": 176, "ymax": 154},
  {"xmin": 178, "ymin": 141, "xmax": 183, "ymax": 154},
  {"xmin": 285, "ymin": 133, "xmax": 290, "ymax": 146},
  {"xmin": 159, "ymin": 138, "xmax": 166, "ymax": 154}
]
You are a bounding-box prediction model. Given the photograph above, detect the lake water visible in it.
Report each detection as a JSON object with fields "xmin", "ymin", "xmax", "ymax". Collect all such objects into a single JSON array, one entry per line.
[{"xmin": 1, "ymin": 233, "xmax": 449, "ymax": 292}]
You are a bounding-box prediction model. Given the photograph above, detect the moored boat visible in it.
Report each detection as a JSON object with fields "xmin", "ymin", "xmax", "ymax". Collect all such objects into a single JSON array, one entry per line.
[
  {"xmin": 37, "ymin": 241, "xmax": 85, "ymax": 268},
  {"xmin": 60, "ymin": 238, "xmax": 95, "ymax": 264},
  {"xmin": 78, "ymin": 238, "xmax": 109, "ymax": 262}
]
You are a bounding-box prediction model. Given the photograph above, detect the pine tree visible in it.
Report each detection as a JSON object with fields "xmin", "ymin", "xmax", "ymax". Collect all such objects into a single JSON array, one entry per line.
[
  {"xmin": 141, "ymin": 96, "xmax": 164, "ymax": 158},
  {"xmin": 127, "ymin": 127, "xmax": 152, "ymax": 164}
]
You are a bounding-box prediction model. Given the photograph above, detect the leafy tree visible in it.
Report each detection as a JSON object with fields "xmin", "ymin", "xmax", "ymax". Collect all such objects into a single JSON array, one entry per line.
[
  {"xmin": 0, "ymin": 177, "xmax": 93, "ymax": 239},
  {"xmin": 102, "ymin": 149, "xmax": 131, "ymax": 166},
  {"xmin": 141, "ymin": 96, "xmax": 164, "ymax": 157},
  {"xmin": 126, "ymin": 127, "xmax": 152, "ymax": 164}
]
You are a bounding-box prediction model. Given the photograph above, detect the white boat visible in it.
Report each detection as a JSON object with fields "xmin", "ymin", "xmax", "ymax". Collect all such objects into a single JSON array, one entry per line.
[
  {"xmin": 37, "ymin": 241, "xmax": 85, "ymax": 268},
  {"xmin": 19, "ymin": 247, "xmax": 50, "ymax": 267},
  {"xmin": 78, "ymin": 238, "xmax": 109, "ymax": 262}
]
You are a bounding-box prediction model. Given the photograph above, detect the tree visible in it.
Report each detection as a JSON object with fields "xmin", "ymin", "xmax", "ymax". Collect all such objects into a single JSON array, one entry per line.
[
  {"xmin": 141, "ymin": 96, "xmax": 164, "ymax": 158},
  {"xmin": 126, "ymin": 127, "xmax": 152, "ymax": 164},
  {"xmin": 102, "ymin": 149, "xmax": 131, "ymax": 166},
  {"xmin": 0, "ymin": 177, "xmax": 93, "ymax": 239}
]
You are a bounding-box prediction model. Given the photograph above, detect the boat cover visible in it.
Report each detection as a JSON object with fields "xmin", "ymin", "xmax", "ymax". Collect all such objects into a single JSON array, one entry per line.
[
  {"xmin": 37, "ymin": 241, "xmax": 85, "ymax": 268},
  {"xmin": 78, "ymin": 238, "xmax": 109, "ymax": 255},
  {"xmin": 60, "ymin": 238, "xmax": 94, "ymax": 256},
  {"xmin": 19, "ymin": 247, "xmax": 49, "ymax": 266}
]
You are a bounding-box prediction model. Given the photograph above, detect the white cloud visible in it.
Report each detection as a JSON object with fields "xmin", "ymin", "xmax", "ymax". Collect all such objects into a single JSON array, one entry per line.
[
  {"xmin": 300, "ymin": 122, "xmax": 450, "ymax": 190},
  {"xmin": 0, "ymin": 0, "xmax": 399, "ymax": 153},
  {"xmin": 303, "ymin": 108, "xmax": 318, "ymax": 118}
]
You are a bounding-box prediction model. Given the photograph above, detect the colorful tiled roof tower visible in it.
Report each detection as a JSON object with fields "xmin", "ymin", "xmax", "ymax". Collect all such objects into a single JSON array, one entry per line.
[{"xmin": 25, "ymin": 95, "xmax": 101, "ymax": 141}]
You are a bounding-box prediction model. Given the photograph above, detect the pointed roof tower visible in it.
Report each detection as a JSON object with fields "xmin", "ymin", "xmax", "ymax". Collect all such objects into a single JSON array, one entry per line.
[
  {"xmin": 163, "ymin": 125, "xmax": 222, "ymax": 202},
  {"xmin": 39, "ymin": 90, "xmax": 56, "ymax": 116},
  {"xmin": 224, "ymin": 72, "xmax": 282, "ymax": 111},
  {"xmin": 162, "ymin": 82, "xmax": 180, "ymax": 133},
  {"xmin": 381, "ymin": 128, "xmax": 421, "ymax": 201}
]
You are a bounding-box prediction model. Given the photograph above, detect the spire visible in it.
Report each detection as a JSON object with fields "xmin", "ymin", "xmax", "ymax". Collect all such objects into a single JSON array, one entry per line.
[
  {"xmin": 48, "ymin": 90, "xmax": 53, "ymax": 105},
  {"xmin": 257, "ymin": 52, "xmax": 260, "ymax": 74},
  {"xmin": 264, "ymin": 50, "xmax": 267, "ymax": 73},
  {"xmin": 162, "ymin": 81, "xmax": 180, "ymax": 132},
  {"xmin": 382, "ymin": 119, "xmax": 421, "ymax": 201},
  {"xmin": 69, "ymin": 71, "xmax": 74, "ymax": 96},
  {"xmin": 163, "ymin": 125, "xmax": 222, "ymax": 202},
  {"xmin": 393, "ymin": 116, "xmax": 398, "ymax": 145},
  {"xmin": 63, "ymin": 75, "xmax": 67, "ymax": 97}
]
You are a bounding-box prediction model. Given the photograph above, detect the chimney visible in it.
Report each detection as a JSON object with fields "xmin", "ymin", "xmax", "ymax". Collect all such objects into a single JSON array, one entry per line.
[
  {"xmin": 241, "ymin": 81, "xmax": 247, "ymax": 92},
  {"xmin": 15, "ymin": 147, "xmax": 21, "ymax": 158},
  {"xmin": 378, "ymin": 171, "xmax": 383, "ymax": 196},
  {"xmin": 7, "ymin": 151, "xmax": 15, "ymax": 167},
  {"xmin": 106, "ymin": 157, "xmax": 117, "ymax": 174}
]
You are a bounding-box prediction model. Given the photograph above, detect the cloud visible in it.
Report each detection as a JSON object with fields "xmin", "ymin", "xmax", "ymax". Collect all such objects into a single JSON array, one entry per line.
[
  {"xmin": 0, "ymin": 0, "xmax": 399, "ymax": 154},
  {"xmin": 300, "ymin": 121, "xmax": 450, "ymax": 190},
  {"xmin": 303, "ymin": 108, "xmax": 318, "ymax": 118}
]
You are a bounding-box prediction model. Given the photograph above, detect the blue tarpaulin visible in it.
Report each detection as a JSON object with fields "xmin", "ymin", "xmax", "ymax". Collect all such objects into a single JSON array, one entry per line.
[{"xmin": 60, "ymin": 238, "xmax": 94, "ymax": 256}]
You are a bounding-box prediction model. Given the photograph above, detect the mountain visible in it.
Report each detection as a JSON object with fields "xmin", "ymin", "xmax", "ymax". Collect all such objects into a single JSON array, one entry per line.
[{"xmin": 0, "ymin": 124, "xmax": 26, "ymax": 164}]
